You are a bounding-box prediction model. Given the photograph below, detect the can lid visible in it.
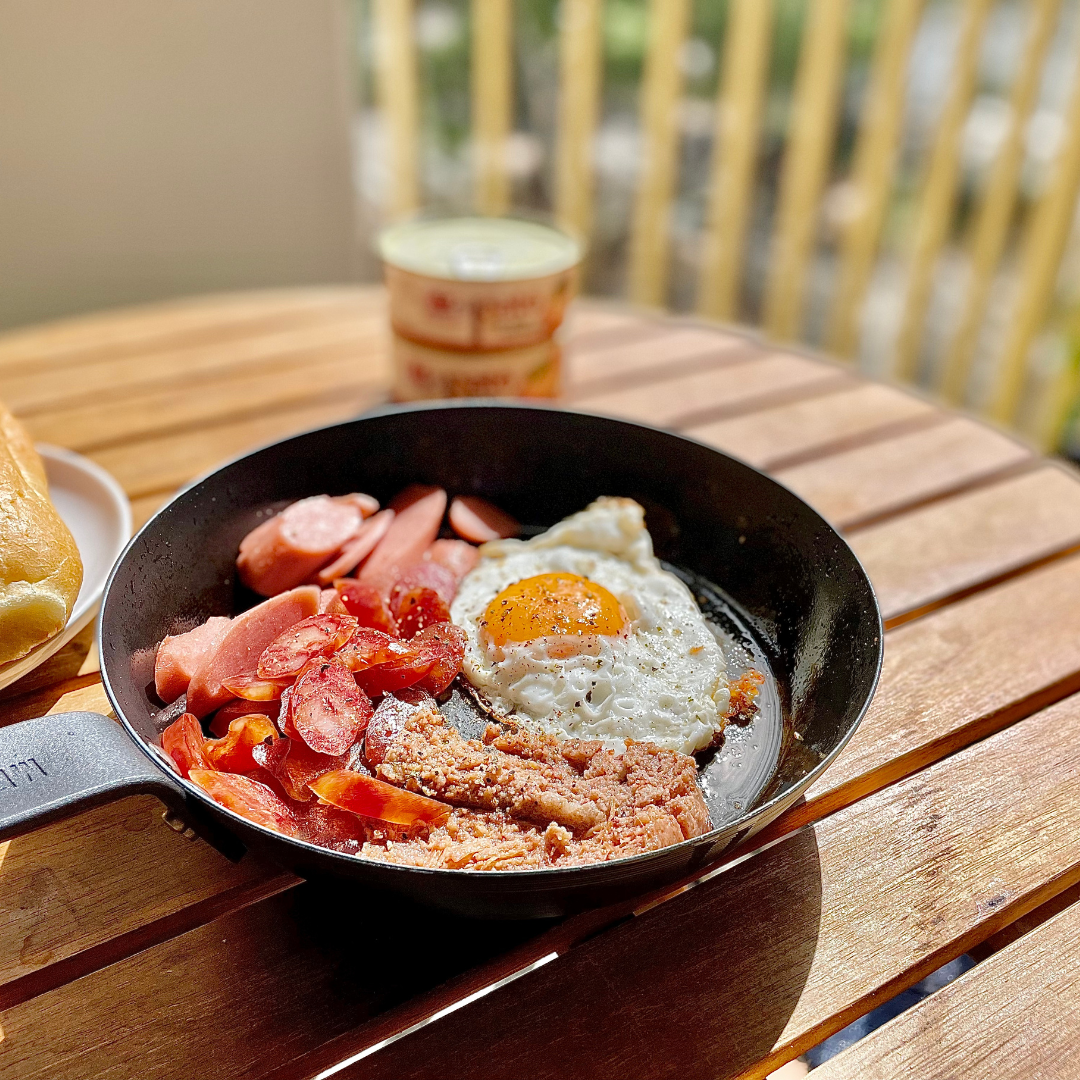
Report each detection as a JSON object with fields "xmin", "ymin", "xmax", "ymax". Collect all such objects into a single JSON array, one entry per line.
[{"xmin": 379, "ymin": 218, "xmax": 581, "ymax": 281}]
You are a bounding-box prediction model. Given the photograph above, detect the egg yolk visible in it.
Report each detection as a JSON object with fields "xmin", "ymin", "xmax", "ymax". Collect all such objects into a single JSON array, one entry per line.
[{"xmin": 482, "ymin": 573, "xmax": 628, "ymax": 646}]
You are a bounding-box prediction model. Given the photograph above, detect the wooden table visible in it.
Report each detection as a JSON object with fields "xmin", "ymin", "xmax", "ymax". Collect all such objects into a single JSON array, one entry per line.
[{"xmin": 2, "ymin": 286, "xmax": 1080, "ymax": 1079}]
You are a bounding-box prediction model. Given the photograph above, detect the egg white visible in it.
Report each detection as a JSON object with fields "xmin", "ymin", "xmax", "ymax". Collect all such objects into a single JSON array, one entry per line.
[{"xmin": 450, "ymin": 497, "xmax": 730, "ymax": 754}]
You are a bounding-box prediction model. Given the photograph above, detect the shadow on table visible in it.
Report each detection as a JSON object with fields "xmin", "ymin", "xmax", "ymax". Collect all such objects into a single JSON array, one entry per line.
[{"xmin": 284, "ymin": 826, "xmax": 824, "ymax": 1080}]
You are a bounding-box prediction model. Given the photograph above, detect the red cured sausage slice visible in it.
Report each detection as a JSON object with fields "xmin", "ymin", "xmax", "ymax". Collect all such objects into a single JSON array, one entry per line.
[
  {"xmin": 316, "ymin": 509, "xmax": 395, "ymax": 584},
  {"xmin": 161, "ymin": 713, "xmax": 211, "ymax": 777},
  {"xmin": 185, "ymin": 585, "xmax": 320, "ymax": 717},
  {"xmin": 237, "ymin": 496, "xmax": 363, "ymax": 597},
  {"xmin": 333, "ymin": 579, "xmax": 398, "ymax": 635},
  {"xmin": 360, "ymin": 488, "xmax": 447, "ymax": 598},
  {"xmin": 310, "ymin": 769, "xmax": 451, "ymax": 827},
  {"xmin": 252, "ymin": 736, "xmax": 348, "ymax": 801},
  {"xmin": 256, "ymin": 613, "xmax": 357, "ymax": 679},
  {"xmin": 154, "ymin": 616, "xmax": 231, "ymax": 704},
  {"xmin": 285, "ymin": 656, "xmax": 374, "ymax": 756},
  {"xmin": 188, "ymin": 770, "xmax": 302, "ymax": 837},
  {"xmin": 205, "ymin": 714, "xmax": 278, "ymax": 774},
  {"xmin": 318, "ymin": 587, "xmax": 349, "ymax": 615},
  {"xmin": 423, "ymin": 539, "xmax": 479, "ymax": 583},
  {"xmin": 448, "ymin": 496, "xmax": 519, "ymax": 543},
  {"xmin": 209, "ymin": 698, "xmax": 271, "ymax": 738}
]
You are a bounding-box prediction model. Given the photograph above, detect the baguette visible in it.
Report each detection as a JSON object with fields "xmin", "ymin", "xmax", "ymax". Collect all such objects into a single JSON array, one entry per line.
[{"xmin": 0, "ymin": 400, "xmax": 83, "ymax": 664}]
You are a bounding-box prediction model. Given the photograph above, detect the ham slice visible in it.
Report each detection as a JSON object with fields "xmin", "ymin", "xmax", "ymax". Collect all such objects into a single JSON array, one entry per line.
[
  {"xmin": 237, "ymin": 496, "xmax": 363, "ymax": 597},
  {"xmin": 316, "ymin": 509, "xmax": 395, "ymax": 584},
  {"xmin": 360, "ymin": 488, "xmax": 447, "ymax": 598},
  {"xmin": 185, "ymin": 585, "xmax": 320, "ymax": 717},
  {"xmin": 154, "ymin": 617, "xmax": 231, "ymax": 704},
  {"xmin": 423, "ymin": 538, "xmax": 479, "ymax": 583}
]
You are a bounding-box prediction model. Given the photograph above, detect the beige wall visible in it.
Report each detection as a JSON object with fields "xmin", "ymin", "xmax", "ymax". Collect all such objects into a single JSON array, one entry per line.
[{"xmin": 0, "ymin": 0, "xmax": 363, "ymax": 329}]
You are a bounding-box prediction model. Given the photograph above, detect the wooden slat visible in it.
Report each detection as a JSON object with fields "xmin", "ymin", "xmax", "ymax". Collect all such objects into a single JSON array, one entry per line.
[
  {"xmin": 268, "ymin": 692, "xmax": 1080, "ymax": 1080},
  {"xmin": 762, "ymin": 0, "xmax": 850, "ymax": 340},
  {"xmin": 0, "ymin": 319, "xmax": 381, "ymax": 416},
  {"xmin": 814, "ymin": 898, "xmax": 1080, "ymax": 1080},
  {"xmin": 374, "ymin": 0, "xmax": 420, "ymax": 216},
  {"xmin": 685, "ymin": 381, "xmax": 938, "ymax": 469},
  {"xmin": 471, "ymin": 0, "xmax": 513, "ymax": 216},
  {"xmin": 577, "ymin": 352, "xmax": 850, "ymax": 428},
  {"xmin": 696, "ymin": 0, "xmax": 775, "ymax": 320},
  {"xmin": 774, "ymin": 415, "xmax": 1032, "ymax": 529},
  {"xmin": 826, "ymin": 0, "xmax": 927, "ymax": 358},
  {"xmin": 627, "ymin": 0, "xmax": 692, "ymax": 306},
  {"xmin": 0, "ymin": 681, "xmax": 291, "ymax": 1010},
  {"xmin": 849, "ymin": 464, "xmax": 1080, "ymax": 624},
  {"xmin": 940, "ymin": 0, "xmax": 1062, "ymax": 403},
  {"xmin": 565, "ymin": 326, "xmax": 750, "ymax": 391},
  {"xmin": 0, "ymin": 288, "xmax": 379, "ymax": 373},
  {"xmin": 892, "ymin": 0, "xmax": 994, "ymax": 380},
  {"xmin": 988, "ymin": 30, "xmax": 1080, "ymax": 423},
  {"xmin": 554, "ymin": 0, "xmax": 604, "ymax": 241},
  {"xmin": 89, "ymin": 394, "xmax": 386, "ymax": 501},
  {"xmin": 797, "ymin": 551, "xmax": 1080, "ymax": 827},
  {"xmin": 18, "ymin": 338, "xmax": 391, "ymax": 454}
]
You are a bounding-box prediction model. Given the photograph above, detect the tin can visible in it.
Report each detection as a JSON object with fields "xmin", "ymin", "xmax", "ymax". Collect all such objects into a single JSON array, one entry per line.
[
  {"xmin": 379, "ymin": 218, "xmax": 581, "ymax": 398},
  {"xmin": 391, "ymin": 332, "xmax": 560, "ymax": 401}
]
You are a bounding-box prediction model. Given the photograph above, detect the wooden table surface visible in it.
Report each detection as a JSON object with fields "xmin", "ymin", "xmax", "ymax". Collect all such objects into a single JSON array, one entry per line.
[{"xmin": 2, "ymin": 286, "xmax": 1080, "ymax": 1079}]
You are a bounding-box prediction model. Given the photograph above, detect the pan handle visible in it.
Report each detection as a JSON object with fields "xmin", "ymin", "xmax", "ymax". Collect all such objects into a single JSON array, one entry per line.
[{"xmin": 0, "ymin": 711, "xmax": 187, "ymax": 842}]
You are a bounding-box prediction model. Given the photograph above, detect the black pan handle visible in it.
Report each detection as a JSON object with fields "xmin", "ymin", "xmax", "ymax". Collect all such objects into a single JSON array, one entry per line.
[{"xmin": 0, "ymin": 711, "xmax": 187, "ymax": 842}]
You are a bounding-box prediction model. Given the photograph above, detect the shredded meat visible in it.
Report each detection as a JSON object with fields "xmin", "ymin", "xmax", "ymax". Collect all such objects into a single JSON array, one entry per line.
[{"xmin": 360, "ymin": 706, "xmax": 711, "ymax": 869}]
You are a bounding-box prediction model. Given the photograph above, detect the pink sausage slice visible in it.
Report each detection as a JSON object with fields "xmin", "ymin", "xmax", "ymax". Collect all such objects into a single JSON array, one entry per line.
[
  {"xmin": 390, "ymin": 484, "xmax": 442, "ymax": 513},
  {"xmin": 185, "ymin": 585, "xmax": 320, "ymax": 717},
  {"xmin": 333, "ymin": 492, "xmax": 379, "ymax": 518},
  {"xmin": 154, "ymin": 616, "xmax": 231, "ymax": 704},
  {"xmin": 448, "ymin": 496, "xmax": 519, "ymax": 543},
  {"xmin": 317, "ymin": 509, "xmax": 395, "ymax": 584},
  {"xmin": 360, "ymin": 488, "xmax": 447, "ymax": 598},
  {"xmin": 423, "ymin": 538, "xmax": 479, "ymax": 583},
  {"xmin": 237, "ymin": 497, "xmax": 363, "ymax": 597}
]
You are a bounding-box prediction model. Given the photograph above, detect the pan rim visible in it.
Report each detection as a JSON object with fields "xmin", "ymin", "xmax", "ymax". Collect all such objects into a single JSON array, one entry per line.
[{"xmin": 98, "ymin": 399, "xmax": 884, "ymax": 881}]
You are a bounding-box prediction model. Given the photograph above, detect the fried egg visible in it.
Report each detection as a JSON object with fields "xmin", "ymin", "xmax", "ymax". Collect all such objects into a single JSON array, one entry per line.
[{"xmin": 450, "ymin": 497, "xmax": 730, "ymax": 754}]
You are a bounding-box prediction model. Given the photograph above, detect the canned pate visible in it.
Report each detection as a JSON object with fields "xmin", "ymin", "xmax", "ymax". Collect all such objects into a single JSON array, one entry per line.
[
  {"xmin": 379, "ymin": 218, "xmax": 581, "ymax": 353},
  {"xmin": 391, "ymin": 332, "xmax": 561, "ymax": 401}
]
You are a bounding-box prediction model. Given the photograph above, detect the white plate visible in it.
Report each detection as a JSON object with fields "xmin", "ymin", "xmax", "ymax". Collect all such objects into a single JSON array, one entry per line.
[{"xmin": 0, "ymin": 445, "xmax": 132, "ymax": 690}]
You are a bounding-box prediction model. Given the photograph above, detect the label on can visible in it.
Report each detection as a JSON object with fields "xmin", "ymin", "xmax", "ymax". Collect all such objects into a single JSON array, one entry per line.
[
  {"xmin": 385, "ymin": 264, "xmax": 577, "ymax": 351},
  {"xmin": 391, "ymin": 334, "xmax": 561, "ymax": 400}
]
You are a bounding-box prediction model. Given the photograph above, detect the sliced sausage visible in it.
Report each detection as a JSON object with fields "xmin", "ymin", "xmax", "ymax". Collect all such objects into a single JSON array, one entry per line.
[
  {"xmin": 448, "ymin": 496, "xmax": 519, "ymax": 543},
  {"xmin": 237, "ymin": 496, "xmax": 363, "ymax": 597},
  {"xmin": 423, "ymin": 538, "xmax": 479, "ymax": 583},
  {"xmin": 154, "ymin": 616, "xmax": 231, "ymax": 704},
  {"xmin": 185, "ymin": 585, "xmax": 320, "ymax": 717},
  {"xmin": 317, "ymin": 508, "xmax": 395, "ymax": 584},
  {"xmin": 333, "ymin": 492, "xmax": 379, "ymax": 518},
  {"xmin": 390, "ymin": 484, "xmax": 443, "ymax": 513},
  {"xmin": 360, "ymin": 487, "xmax": 447, "ymax": 598}
]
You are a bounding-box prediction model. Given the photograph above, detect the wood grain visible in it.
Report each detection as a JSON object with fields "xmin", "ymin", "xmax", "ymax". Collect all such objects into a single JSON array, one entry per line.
[
  {"xmin": 0, "ymin": 318, "xmax": 381, "ymax": 416},
  {"xmin": 565, "ymin": 325, "xmax": 750, "ymax": 391},
  {"xmin": 850, "ymin": 464, "xmax": 1080, "ymax": 623},
  {"xmin": 813, "ymin": 897, "xmax": 1080, "ymax": 1080},
  {"xmin": 19, "ymin": 337, "xmax": 391, "ymax": 454},
  {"xmin": 685, "ymin": 381, "xmax": 939, "ymax": 469},
  {"xmin": 578, "ymin": 352, "xmax": 848, "ymax": 427},
  {"xmin": 373, "ymin": 0, "xmax": 421, "ymax": 216},
  {"xmin": 88, "ymin": 392, "xmax": 387, "ymax": 501},
  {"xmin": 795, "ymin": 551, "xmax": 1080, "ymax": 825},
  {"xmin": 250, "ymin": 692, "xmax": 1080, "ymax": 1080},
  {"xmin": 471, "ymin": 0, "xmax": 513, "ymax": 215},
  {"xmin": 774, "ymin": 415, "xmax": 1033, "ymax": 528},
  {"xmin": 0, "ymin": 288, "xmax": 379, "ymax": 373}
]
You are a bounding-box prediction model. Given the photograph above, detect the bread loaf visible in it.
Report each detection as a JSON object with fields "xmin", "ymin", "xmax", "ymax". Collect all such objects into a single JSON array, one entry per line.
[{"xmin": 0, "ymin": 401, "xmax": 83, "ymax": 664}]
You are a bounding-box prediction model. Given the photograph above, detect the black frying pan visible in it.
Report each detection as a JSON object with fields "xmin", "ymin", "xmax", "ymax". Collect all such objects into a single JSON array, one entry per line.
[{"xmin": 0, "ymin": 403, "xmax": 882, "ymax": 918}]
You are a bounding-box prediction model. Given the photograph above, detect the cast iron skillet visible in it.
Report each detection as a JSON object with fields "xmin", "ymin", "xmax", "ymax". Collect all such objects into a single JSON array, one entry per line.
[{"xmin": 0, "ymin": 403, "xmax": 882, "ymax": 919}]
